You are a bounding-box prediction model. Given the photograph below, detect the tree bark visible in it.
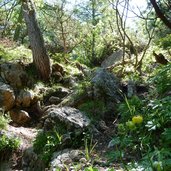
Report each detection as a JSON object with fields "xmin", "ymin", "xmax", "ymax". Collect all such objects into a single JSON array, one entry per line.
[
  {"xmin": 22, "ymin": 0, "xmax": 51, "ymax": 81},
  {"xmin": 150, "ymin": 0, "xmax": 171, "ymax": 29}
]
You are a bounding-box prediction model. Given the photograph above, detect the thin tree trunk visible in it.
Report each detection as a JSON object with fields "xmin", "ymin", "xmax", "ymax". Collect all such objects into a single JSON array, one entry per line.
[{"xmin": 22, "ymin": 0, "xmax": 51, "ymax": 81}]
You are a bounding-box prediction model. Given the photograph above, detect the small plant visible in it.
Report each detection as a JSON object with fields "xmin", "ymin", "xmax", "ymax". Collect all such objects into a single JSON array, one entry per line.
[
  {"xmin": 84, "ymin": 137, "xmax": 97, "ymax": 161},
  {"xmin": 84, "ymin": 166, "xmax": 98, "ymax": 171},
  {"xmin": 33, "ymin": 130, "xmax": 62, "ymax": 165},
  {"xmin": 117, "ymin": 96, "xmax": 144, "ymax": 122},
  {"xmin": 0, "ymin": 115, "xmax": 9, "ymax": 130},
  {"xmin": 0, "ymin": 134, "xmax": 20, "ymax": 152}
]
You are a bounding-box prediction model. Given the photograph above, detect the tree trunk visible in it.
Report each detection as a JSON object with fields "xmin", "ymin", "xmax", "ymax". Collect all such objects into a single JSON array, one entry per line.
[
  {"xmin": 22, "ymin": 0, "xmax": 51, "ymax": 81},
  {"xmin": 150, "ymin": 0, "xmax": 171, "ymax": 29}
]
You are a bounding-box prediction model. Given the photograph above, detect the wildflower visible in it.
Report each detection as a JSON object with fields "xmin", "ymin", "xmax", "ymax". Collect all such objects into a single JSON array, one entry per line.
[{"xmin": 132, "ymin": 115, "xmax": 143, "ymax": 124}]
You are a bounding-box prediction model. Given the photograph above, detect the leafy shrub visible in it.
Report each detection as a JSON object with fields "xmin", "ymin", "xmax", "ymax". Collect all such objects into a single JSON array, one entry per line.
[
  {"xmin": 79, "ymin": 100, "xmax": 107, "ymax": 121},
  {"xmin": 0, "ymin": 134, "xmax": 20, "ymax": 152},
  {"xmin": 109, "ymin": 94, "xmax": 171, "ymax": 170},
  {"xmin": 156, "ymin": 34, "xmax": 171, "ymax": 50},
  {"xmin": 150, "ymin": 64, "xmax": 171, "ymax": 94},
  {"xmin": 117, "ymin": 96, "xmax": 144, "ymax": 122},
  {"xmin": 146, "ymin": 97, "xmax": 171, "ymax": 131},
  {"xmin": 33, "ymin": 130, "xmax": 62, "ymax": 164},
  {"xmin": 0, "ymin": 115, "xmax": 9, "ymax": 130}
]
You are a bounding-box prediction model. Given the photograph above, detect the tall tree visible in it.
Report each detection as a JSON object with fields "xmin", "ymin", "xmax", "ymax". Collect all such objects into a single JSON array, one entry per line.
[
  {"xmin": 149, "ymin": 0, "xmax": 171, "ymax": 29},
  {"xmin": 22, "ymin": 0, "xmax": 51, "ymax": 81}
]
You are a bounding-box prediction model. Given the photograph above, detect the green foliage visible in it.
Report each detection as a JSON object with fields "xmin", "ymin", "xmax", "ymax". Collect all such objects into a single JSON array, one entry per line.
[
  {"xmin": 79, "ymin": 100, "xmax": 107, "ymax": 121},
  {"xmin": 0, "ymin": 134, "xmax": 20, "ymax": 152},
  {"xmin": 33, "ymin": 130, "xmax": 62, "ymax": 164},
  {"xmin": 0, "ymin": 45, "xmax": 13, "ymax": 62},
  {"xmin": 109, "ymin": 94, "xmax": 171, "ymax": 170},
  {"xmin": 84, "ymin": 166, "xmax": 98, "ymax": 171},
  {"xmin": 157, "ymin": 34, "xmax": 171, "ymax": 50},
  {"xmin": 0, "ymin": 44, "xmax": 32, "ymax": 62},
  {"xmin": 150, "ymin": 64, "xmax": 171, "ymax": 94},
  {"xmin": 0, "ymin": 115, "xmax": 9, "ymax": 130},
  {"xmin": 117, "ymin": 96, "xmax": 144, "ymax": 122},
  {"xmin": 84, "ymin": 137, "xmax": 97, "ymax": 161},
  {"xmin": 145, "ymin": 97, "xmax": 171, "ymax": 131}
]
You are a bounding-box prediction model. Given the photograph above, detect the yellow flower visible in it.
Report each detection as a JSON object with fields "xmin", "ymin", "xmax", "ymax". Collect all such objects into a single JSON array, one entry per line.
[{"xmin": 132, "ymin": 115, "xmax": 143, "ymax": 124}]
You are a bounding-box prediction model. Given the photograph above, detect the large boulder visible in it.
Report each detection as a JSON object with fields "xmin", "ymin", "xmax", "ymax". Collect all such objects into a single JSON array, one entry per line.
[
  {"xmin": 43, "ymin": 106, "xmax": 90, "ymax": 131},
  {"xmin": 91, "ymin": 68, "xmax": 121, "ymax": 103},
  {"xmin": 0, "ymin": 81, "xmax": 15, "ymax": 111},
  {"xmin": 0, "ymin": 62, "xmax": 31, "ymax": 88}
]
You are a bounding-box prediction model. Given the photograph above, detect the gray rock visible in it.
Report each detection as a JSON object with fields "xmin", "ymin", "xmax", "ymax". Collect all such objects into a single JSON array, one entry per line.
[
  {"xmin": 44, "ymin": 106, "xmax": 90, "ymax": 131},
  {"xmin": 49, "ymin": 96, "xmax": 61, "ymax": 104},
  {"xmin": 91, "ymin": 68, "xmax": 120, "ymax": 102},
  {"xmin": 9, "ymin": 109, "xmax": 31, "ymax": 125},
  {"xmin": 50, "ymin": 149, "xmax": 83, "ymax": 170},
  {"xmin": 0, "ymin": 82, "xmax": 15, "ymax": 111},
  {"xmin": 101, "ymin": 49, "xmax": 123, "ymax": 68}
]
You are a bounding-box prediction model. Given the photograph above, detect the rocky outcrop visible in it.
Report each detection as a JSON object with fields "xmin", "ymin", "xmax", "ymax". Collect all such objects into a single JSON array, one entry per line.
[
  {"xmin": 0, "ymin": 62, "xmax": 31, "ymax": 88},
  {"xmin": 43, "ymin": 106, "xmax": 90, "ymax": 131},
  {"xmin": 0, "ymin": 82, "xmax": 15, "ymax": 111}
]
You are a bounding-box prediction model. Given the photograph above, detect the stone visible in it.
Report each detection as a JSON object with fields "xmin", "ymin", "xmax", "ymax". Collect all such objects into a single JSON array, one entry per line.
[
  {"xmin": 0, "ymin": 62, "xmax": 30, "ymax": 88},
  {"xmin": 44, "ymin": 106, "xmax": 90, "ymax": 131},
  {"xmin": 50, "ymin": 149, "xmax": 83, "ymax": 170},
  {"xmin": 16, "ymin": 89, "xmax": 36, "ymax": 108},
  {"xmin": 52, "ymin": 71, "xmax": 63, "ymax": 82},
  {"xmin": 22, "ymin": 147, "xmax": 45, "ymax": 171},
  {"xmin": 52, "ymin": 63, "xmax": 65, "ymax": 76},
  {"xmin": 0, "ymin": 82, "xmax": 15, "ymax": 111},
  {"xmin": 91, "ymin": 68, "xmax": 121, "ymax": 103},
  {"xmin": 101, "ymin": 49, "xmax": 123, "ymax": 68},
  {"xmin": 49, "ymin": 96, "xmax": 61, "ymax": 104},
  {"xmin": 9, "ymin": 109, "xmax": 31, "ymax": 125}
]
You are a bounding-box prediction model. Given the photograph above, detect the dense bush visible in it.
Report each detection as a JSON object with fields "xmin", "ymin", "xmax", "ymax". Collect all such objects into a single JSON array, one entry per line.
[
  {"xmin": 150, "ymin": 64, "xmax": 171, "ymax": 95},
  {"xmin": 33, "ymin": 130, "xmax": 62, "ymax": 165}
]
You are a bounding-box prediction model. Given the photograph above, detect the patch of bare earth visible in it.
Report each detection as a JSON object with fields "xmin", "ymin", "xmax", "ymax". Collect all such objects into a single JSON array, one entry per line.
[{"xmin": 4, "ymin": 125, "xmax": 38, "ymax": 170}]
